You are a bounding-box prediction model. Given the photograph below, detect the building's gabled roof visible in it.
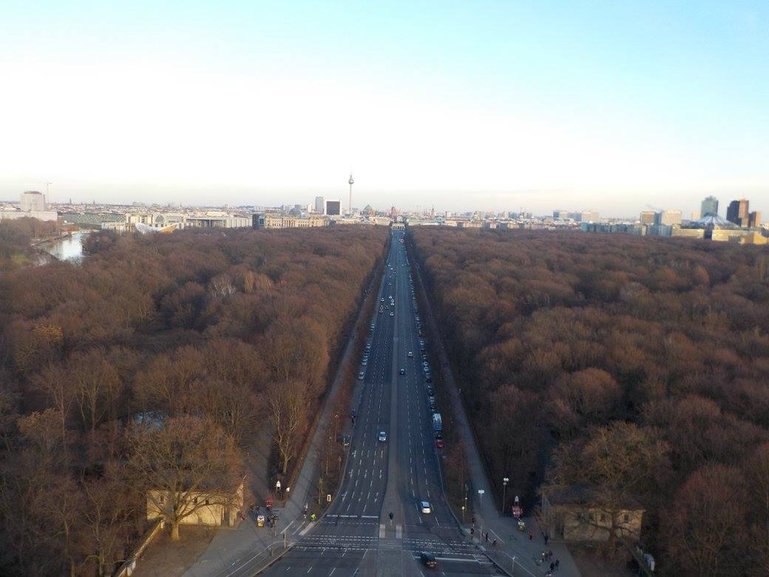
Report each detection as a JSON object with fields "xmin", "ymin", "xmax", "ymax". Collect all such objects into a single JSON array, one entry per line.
[{"xmin": 543, "ymin": 484, "xmax": 644, "ymax": 511}]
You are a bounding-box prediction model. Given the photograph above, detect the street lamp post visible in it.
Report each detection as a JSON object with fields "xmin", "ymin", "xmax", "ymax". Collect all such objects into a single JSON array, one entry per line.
[
  {"xmin": 502, "ymin": 477, "xmax": 509, "ymax": 514},
  {"xmin": 477, "ymin": 489, "xmax": 485, "ymax": 536}
]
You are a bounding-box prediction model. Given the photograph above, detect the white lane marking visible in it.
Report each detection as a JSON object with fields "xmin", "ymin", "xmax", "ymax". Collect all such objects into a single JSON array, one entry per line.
[
  {"xmin": 396, "ymin": 524, "xmax": 402, "ymax": 539},
  {"xmin": 329, "ymin": 569, "xmax": 336, "ymax": 576},
  {"xmin": 379, "ymin": 523, "xmax": 385, "ymax": 538},
  {"xmin": 299, "ymin": 522, "xmax": 316, "ymax": 536}
]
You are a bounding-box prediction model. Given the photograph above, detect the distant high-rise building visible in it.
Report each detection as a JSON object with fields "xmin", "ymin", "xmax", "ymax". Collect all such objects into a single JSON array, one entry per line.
[
  {"xmin": 749, "ymin": 211, "xmax": 761, "ymax": 228},
  {"xmin": 325, "ymin": 200, "xmax": 341, "ymax": 216},
  {"xmin": 580, "ymin": 211, "xmax": 600, "ymax": 223},
  {"xmin": 727, "ymin": 199, "xmax": 750, "ymax": 227},
  {"xmin": 701, "ymin": 196, "xmax": 719, "ymax": 218},
  {"xmin": 655, "ymin": 210, "xmax": 682, "ymax": 226},
  {"xmin": 20, "ymin": 190, "xmax": 46, "ymax": 212},
  {"xmin": 553, "ymin": 210, "xmax": 567, "ymax": 220},
  {"xmin": 314, "ymin": 196, "xmax": 325, "ymax": 214},
  {"xmin": 639, "ymin": 211, "xmax": 656, "ymax": 225}
]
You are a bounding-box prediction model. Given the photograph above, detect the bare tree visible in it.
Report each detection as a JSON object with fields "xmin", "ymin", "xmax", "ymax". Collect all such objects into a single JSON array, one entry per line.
[
  {"xmin": 79, "ymin": 466, "xmax": 136, "ymax": 577},
  {"xmin": 548, "ymin": 421, "xmax": 670, "ymax": 549},
  {"xmin": 128, "ymin": 415, "xmax": 242, "ymax": 541},
  {"xmin": 268, "ymin": 380, "xmax": 308, "ymax": 476}
]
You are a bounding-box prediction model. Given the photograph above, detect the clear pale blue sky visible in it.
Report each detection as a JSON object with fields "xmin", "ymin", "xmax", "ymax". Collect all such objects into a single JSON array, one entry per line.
[{"xmin": 0, "ymin": 0, "xmax": 767, "ymax": 217}]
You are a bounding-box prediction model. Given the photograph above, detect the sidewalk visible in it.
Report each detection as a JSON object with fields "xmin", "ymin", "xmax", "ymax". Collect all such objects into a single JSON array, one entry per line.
[{"xmin": 411, "ymin": 255, "xmax": 582, "ymax": 577}]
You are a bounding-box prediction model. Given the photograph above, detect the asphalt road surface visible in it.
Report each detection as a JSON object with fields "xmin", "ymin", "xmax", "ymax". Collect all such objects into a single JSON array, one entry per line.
[{"xmin": 262, "ymin": 231, "xmax": 501, "ymax": 577}]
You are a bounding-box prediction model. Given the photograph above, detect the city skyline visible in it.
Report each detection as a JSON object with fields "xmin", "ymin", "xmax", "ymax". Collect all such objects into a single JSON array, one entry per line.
[
  {"xmin": 1, "ymin": 1, "xmax": 767, "ymax": 217},
  {"xmin": 2, "ymin": 187, "xmax": 765, "ymax": 222}
]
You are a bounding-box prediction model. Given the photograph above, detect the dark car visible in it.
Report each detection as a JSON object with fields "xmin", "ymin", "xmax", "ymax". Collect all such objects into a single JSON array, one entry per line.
[
  {"xmin": 420, "ymin": 552, "xmax": 438, "ymax": 568},
  {"xmin": 399, "ymin": 368, "xmax": 406, "ymax": 375}
]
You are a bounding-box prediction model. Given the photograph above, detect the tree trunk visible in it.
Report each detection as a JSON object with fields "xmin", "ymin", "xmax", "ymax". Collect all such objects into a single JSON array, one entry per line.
[
  {"xmin": 281, "ymin": 450, "xmax": 290, "ymax": 475},
  {"xmin": 171, "ymin": 521, "xmax": 180, "ymax": 541}
]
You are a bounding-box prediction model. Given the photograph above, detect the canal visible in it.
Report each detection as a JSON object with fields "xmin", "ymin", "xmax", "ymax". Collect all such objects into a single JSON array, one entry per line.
[{"xmin": 41, "ymin": 231, "xmax": 88, "ymax": 262}]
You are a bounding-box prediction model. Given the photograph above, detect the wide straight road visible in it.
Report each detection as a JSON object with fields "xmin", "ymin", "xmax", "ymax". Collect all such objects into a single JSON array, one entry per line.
[{"xmin": 262, "ymin": 230, "xmax": 501, "ymax": 577}]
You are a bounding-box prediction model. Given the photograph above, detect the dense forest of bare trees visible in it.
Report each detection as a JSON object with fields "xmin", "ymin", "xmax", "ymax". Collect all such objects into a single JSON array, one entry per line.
[
  {"xmin": 410, "ymin": 228, "xmax": 769, "ymax": 576},
  {"xmin": 0, "ymin": 225, "xmax": 386, "ymax": 576}
]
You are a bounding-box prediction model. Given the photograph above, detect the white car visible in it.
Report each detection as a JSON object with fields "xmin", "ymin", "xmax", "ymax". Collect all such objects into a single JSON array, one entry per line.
[
  {"xmin": 419, "ymin": 500, "xmax": 432, "ymax": 514},
  {"xmin": 378, "ymin": 431, "xmax": 387, "ymax": 442},
  {"xmin": 408, "ymin": 351, "xmax": 414, "ymax": 358}
]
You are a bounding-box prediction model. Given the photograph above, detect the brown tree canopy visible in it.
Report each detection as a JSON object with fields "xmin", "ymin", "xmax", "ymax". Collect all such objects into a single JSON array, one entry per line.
[
  {"xmin": 0, "ymin": 225, "xmax": 387, "ymax": 575},
  {"xmin": 410, "ymin": 227, "xmax": 769, "ymax": 571}
]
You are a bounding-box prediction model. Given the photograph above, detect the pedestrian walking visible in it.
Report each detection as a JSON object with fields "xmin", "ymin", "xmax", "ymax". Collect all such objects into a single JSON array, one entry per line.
[
  {"xmin": 550, "ymin": 562, "xmax": 555, "ymax": 572},
  {"xmin": 529, "ymin": 532, "xmax": 533, "ymax": 541},
  {"xmin": 485, "ymin": 532, "xmax": 489, "ymax": 542},
  {"xmin": 555, "ymin": 559, "xmax": 560, "ymax": 570},
  {"xmin": 544, "ymin": 533, "xmax": 549, "ymax": 545}
]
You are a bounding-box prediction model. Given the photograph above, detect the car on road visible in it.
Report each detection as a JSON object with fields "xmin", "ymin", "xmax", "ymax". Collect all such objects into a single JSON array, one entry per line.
[
  {"xmin": 389, "ymin": 311, "xmax": 394, "ymax": 317},
  {"xmin": 378, "ymin": 431, "xmax": 387, "ymax": 442},
  {"xmin": 420, "ymin": 552, "xmax": 438, "ymax": 568},
  {"xmin": 407, "ymin": 351, "xmax": 414, "ymax": 357},
  {"xmin": 399, "ymin": 368, "xmax": 406, "ymax": 375},
  {"xmin": 419, "ymin": 500, "xmax": 432, "ymax": 514},
  {"xmin": 435, "ymin": 438, "xmax": 444, "ymax": 449},
  {"xmin": 358, "ymin": 371, "xmax": 364, "ymax": 380}
]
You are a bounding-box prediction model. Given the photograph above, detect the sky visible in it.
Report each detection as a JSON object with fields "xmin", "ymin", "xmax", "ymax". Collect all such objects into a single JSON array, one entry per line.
[{"xmin": 0, "ymin": 0, "xmax": 767, "ymax": 217}]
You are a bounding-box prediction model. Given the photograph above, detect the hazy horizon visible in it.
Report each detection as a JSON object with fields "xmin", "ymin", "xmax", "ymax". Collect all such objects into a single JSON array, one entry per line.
[{"xmin": 1, "ymin": 1, "xmax": 767, "ymax": 218}]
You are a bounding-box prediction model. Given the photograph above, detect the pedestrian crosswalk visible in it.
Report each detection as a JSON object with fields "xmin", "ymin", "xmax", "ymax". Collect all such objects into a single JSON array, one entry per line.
[{"xmin": 295, "ymin": 530, "xmax": 478, "ymax": 559}]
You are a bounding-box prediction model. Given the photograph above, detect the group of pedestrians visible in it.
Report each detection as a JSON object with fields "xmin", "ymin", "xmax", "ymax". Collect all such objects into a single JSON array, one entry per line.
[{"xmin": 540, "ymin": 548, "xmax": 560, "ymax": 575}]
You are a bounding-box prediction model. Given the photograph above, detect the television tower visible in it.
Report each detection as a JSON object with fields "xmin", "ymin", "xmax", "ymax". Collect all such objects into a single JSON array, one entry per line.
[{"xmin": 348, "ymin": 173, "xmax": 354, "ymax": 215}]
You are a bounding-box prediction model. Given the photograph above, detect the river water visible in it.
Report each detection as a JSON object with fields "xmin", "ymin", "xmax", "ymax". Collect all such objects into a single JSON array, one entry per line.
[{"xmin": 42, "ymin": 232, "xmax": 87, "ymax": 262}]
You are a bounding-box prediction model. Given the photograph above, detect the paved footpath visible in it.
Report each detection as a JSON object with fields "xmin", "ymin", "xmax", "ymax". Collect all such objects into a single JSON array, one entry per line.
[{"xmin": 412, "ymin": 255, "xmax": 582, "ymax": 577}]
